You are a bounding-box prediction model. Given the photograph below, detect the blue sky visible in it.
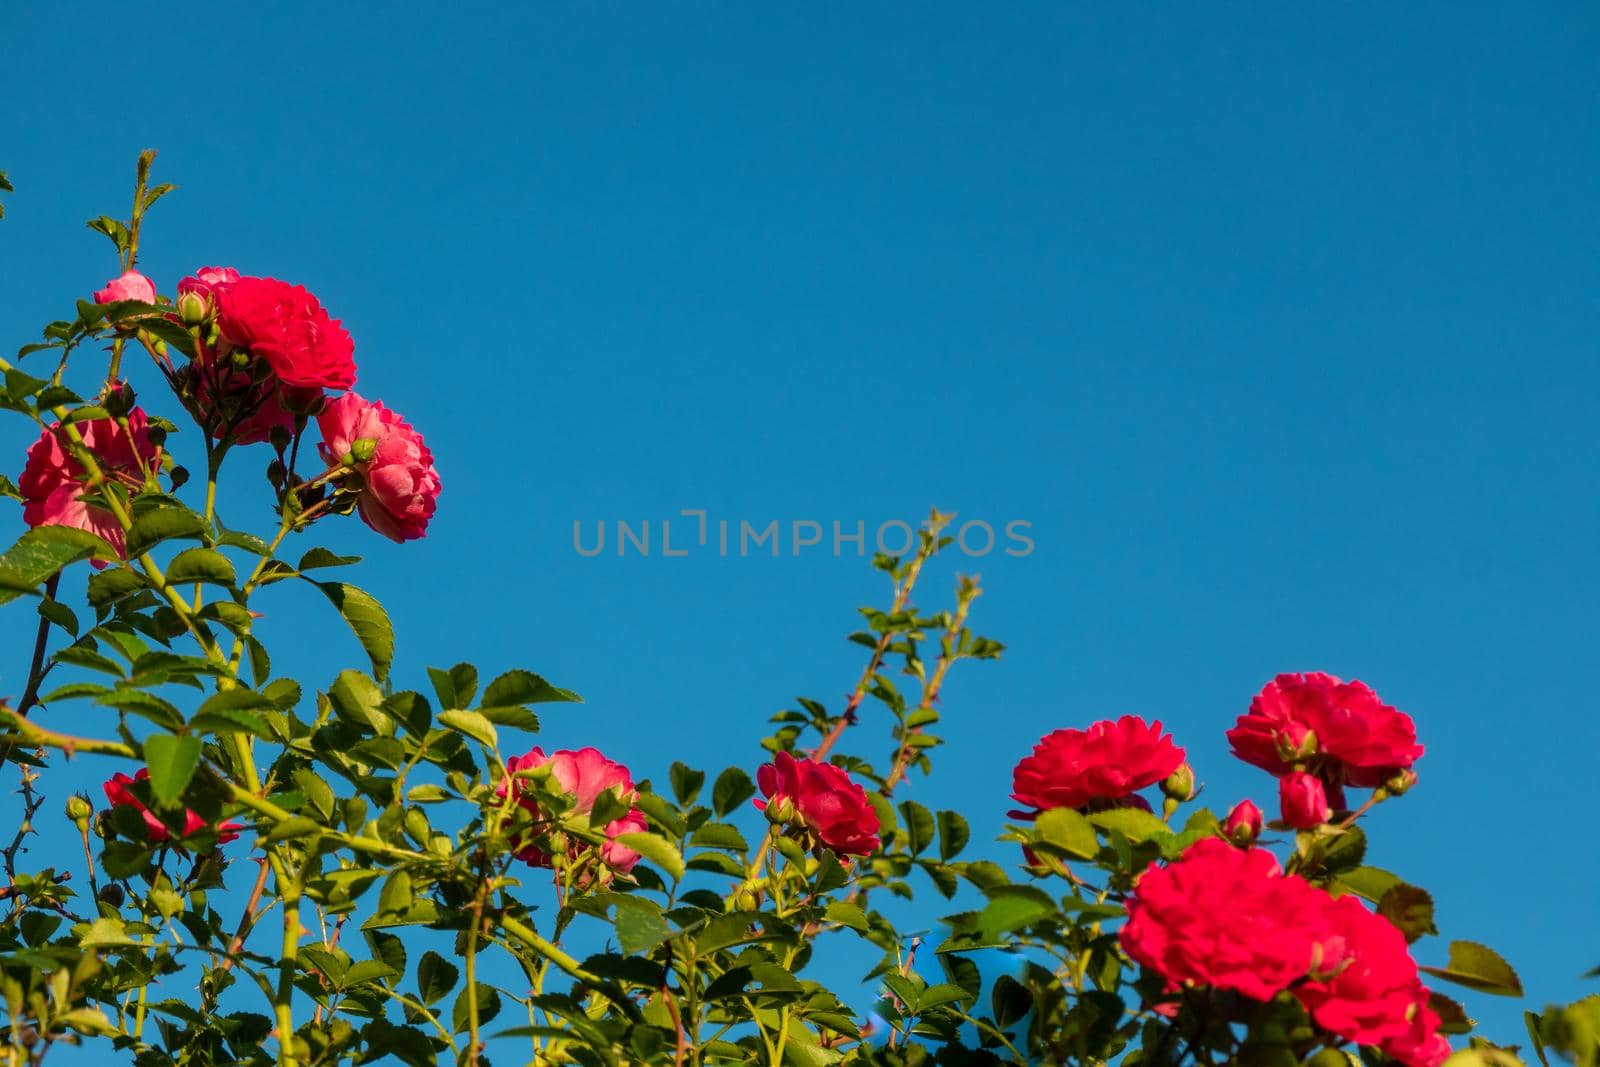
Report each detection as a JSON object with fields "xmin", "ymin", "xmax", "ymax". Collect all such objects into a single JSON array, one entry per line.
[{"xmin": 3, "ymin": 0, "xmax": 1597, "ymax": 1054}]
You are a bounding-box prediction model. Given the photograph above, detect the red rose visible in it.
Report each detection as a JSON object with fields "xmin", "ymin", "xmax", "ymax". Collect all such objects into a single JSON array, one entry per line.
[
  {"xmin": 499, "ymin": 746, "xmax": 646, "ymax": 876},
  {"xmin": 1010, "ymin": 716, "xmax": 1184, "ymax": 815},
  {"xmin": 1228, "ymin": 672, "xmax": 1423, "ymax": 788},
  {"xmin": 20, "ymin": 409, "xmax": 161, "ymax": 560},
  {"xmin": 755, "ymin": 751, "xmax": 880, "ymax": 856},
  {"xmin": 1279, "ymin": 771, "xmax": 1331, "ymax": 829},
  {"xmin": 1296, "ymin": 893, "xmax": 1433, "ymax": 1047},
  {"xmin": 215, "ymin": 276, "xmax": 356, "ymax": 390},
  {"xmin": 103, "ymin": 769, "xmax": 241, "ymax": 847},
  {"xmin": 1383, "ymin": 1002, "xmax": 1452, "ymax": 1067},
  {"xmin": 1120, "ymin": 837, "xmax": 1327, "ymax": 1002}
]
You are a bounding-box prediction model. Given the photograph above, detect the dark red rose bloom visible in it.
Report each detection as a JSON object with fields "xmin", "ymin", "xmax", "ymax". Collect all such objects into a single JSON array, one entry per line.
[
  {"xmin": 1296, "ymin": 893, "xmax": 1440, "ymax": 1053},
  {"xmin": 1122, "ymin": 837, "xmax": 1328, "ymax": 1001},
  {"xmin": 103, "ymin": 769, "xmax": 241, "ymax": 847},
  {"xmin": 1227, "ymin": 672, "xmax": 1423, "ymax": 788},
  {"xmin": 755, "ymin": 751, "xmax": 880, "ymax": 856},
  {"xmin": 215, "ymin": 276, "xmax": 356, "ymax": 390},
  {"xmin": 1010, "ymin": 716, "xmax": 1184, "ymax": 815}
]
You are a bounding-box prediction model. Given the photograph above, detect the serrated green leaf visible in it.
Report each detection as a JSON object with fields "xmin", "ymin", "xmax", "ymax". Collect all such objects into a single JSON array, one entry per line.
[
  {"xmin": 143, "ymin": 734, "xmax": 202, "ymax": 804},
  {"xmin": 311, "ymin": 581, "xmax": 393, "ymax": 682},
  {"xmin": 615, "ymin": 831, "xmax": 685, "ymax": 881},
  {"xmin": 438, "ymin": 709, "xmax": 496, "ymax": 748},
  {"xmin": 165, "ymin": 547, "xmax": 235, "ymax": 585}
]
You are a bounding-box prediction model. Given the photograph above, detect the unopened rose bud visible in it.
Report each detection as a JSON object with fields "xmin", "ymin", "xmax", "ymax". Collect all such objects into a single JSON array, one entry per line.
[
  {"xmin": 268, "ymin": 425, "xmax": 293, "ymax": 452},
  {"xmin": 103, "ymin": 382, "xmax": 136, "ymax": 418},
  {"xmin": 176, "ymin": 290, "xmax": 208, "ymax": 325},
  {"xmin": 1160, "ymin": 764, "xmax": 1197, "ymax": 802},
  {"xmin": 1279, "ymin": 771, "xmax": 1331, "ymax": 830},
  {"xmin": 97, "ymin": 883, "xmax": 126, "ymax": 908},
  {"xmin": 169, "ymin": 466, "xmax": 189, "ymax": 490},
  {"xmin": 350, "ymin": 437, "xmax": 377, "ymax": 463},
  {"xmin": 1275, "ymin": 724, "xmax": 1318, "ymax": 763},
  {"xmin": 65, "ymin": 795, "xmax": 93, "ymax": 829},
  {"xmin": 282, "ymin": 387, "xmax": 324, "ymax": 417},
  {"xmin": 230, "ymin": 350, "xmax": 251, "ymax": 371},
  {"xmin": 1382, "ymin": 768, "xmax": 1417, "ymax": 796},
  {"xmin": 146, "ymin": 424, "xmax": 167, "ymax": 448},
  {"xmin": 266, "ymin": 459, "xmax": 287, "ymax": 486},
  {"xmin": 1223, "ymin": 799, "xmax": 1263, "ymax": 846},
  {"xmin": 763, "ymin": 795, "xmax": 797, "ymax": 825},
  {"xmin": 731, "ymin": 889, "xmax": 759, "ymax": 912}
]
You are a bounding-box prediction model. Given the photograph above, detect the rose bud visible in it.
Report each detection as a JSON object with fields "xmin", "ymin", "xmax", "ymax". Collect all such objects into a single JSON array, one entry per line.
[
  {"xmin": 1222, "ymin": 799, "xmax": 1263, "ymax": 846},
  {"xmin": 65, "ymin": 794, "xmax": 93, "ymax": 830},
  {"xmin": 1160, "ymin": 763, "xmax": 1197, "ymax": 802},
  {"xmin": 176, "ymin": 289, "xmax": 209, "ymax": 325},
  {"xmin": 1279, "ymin": 771, "xmax": 1331, "ymax": 830},
  {"xmin": 1382, "ymin": 768, "xmax": 1418, "ymax": 796}
]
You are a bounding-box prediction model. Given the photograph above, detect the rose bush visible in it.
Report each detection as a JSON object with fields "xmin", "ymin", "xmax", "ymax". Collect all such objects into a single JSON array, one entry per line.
[{"xmin": 0, "ymin": 154, "xmax": 1593, "ymax": 1067}]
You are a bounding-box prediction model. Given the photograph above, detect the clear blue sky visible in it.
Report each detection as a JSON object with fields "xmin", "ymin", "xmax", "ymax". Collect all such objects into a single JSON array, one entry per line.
[{"xmin": 3, "ymin": 1, "xmax": 1596, "ymax": 1053}]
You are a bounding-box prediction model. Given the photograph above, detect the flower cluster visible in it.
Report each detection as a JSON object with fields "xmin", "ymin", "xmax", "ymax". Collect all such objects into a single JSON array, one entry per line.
[
  {"xmin": 33, "ymin": 268, "xmax": 443, "ymax": 546},
  {"xmin": 1013, "ymin": 674, "xmax": 1445, "ymax": 1065},
  {"xmin": 1229, "ymin": 671, "xmax": 1424, "ymax": 826},
  {"xmin": 1122, "ymin": 838, "xmax": 1449, "ymax": 1066}
]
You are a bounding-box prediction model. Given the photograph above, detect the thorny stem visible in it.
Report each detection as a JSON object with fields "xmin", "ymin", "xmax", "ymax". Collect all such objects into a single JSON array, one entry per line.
[
  {"xmin": 812, "ymin": 511, "xmax": 952, "ymax": 763},
  {"xmin": 882, "ymin": 575, "xmax": 980, "ymax": 794},
  {"xmin": 0, "ymin": 573, "xmax": 62, "ymax": 769}
]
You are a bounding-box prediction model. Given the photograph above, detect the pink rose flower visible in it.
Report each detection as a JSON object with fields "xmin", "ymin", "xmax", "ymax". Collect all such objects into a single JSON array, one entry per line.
[
  {"xmin": 19, "ymin": 409, "xmax": 160, "ymax": 560},
  {"xmin": 1010, "ymin": 716, "xmax": 1185, "ymax": 815},
  {"xmin": 94, "ymin": 270, "xmax": 157, "ymax": 304},
  {"xmin": 103, "ymin": 769, "xmax": 241, "ymax": 847},
  {"xmin": 177, "ymin": 266, "xmax": 240, "ymax": 304},
  {"xmin": 1279, "ymin": 770, "xmax": 1332, "ymax": 830},
  {"xmin": 499, "ymin": 746, "xmax": 647, "ymax": 876},
  {"xmin": 316, "ymin": 392, "xmax": 441, "ymax": 542},
  {"xmin": 755, "ymin": 751, "xmax": 880, "ymax": 856}
]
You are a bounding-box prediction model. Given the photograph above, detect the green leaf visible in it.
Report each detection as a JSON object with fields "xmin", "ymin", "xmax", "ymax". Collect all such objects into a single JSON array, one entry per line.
[
  {"xmin": 900, "ymin": 800, "xmax": 935, "ymax": 856},
  {"xmin": 143, "ymin": 734, "xmax": 202, "ymax": 804},
  {"xmin": 482, "ymin": 669, "xmax": 582, "ymax": 706},
  {"xmin": 87, "ymin": 567, "xmax": 146, "ymax": 608},
  {"xmin": 936, "ymin": 809, "xmax": 970, "ymax": 862},
  {"xmin": 0, "ymin": 527, "xmax": 117, "ymax": 604},
  {"xmin": 95, "ymin": 689, "xmax": 183, "ymax": 729},
  {"xmin": 311, "ymin": 581, "xmax": 394, "ymax": 682},
  {"xmin": 476, "ymin": 704, "xmax": 540, "ymax": 733},
  {"xmin": 612, "ymin": 896, "xmax": 674, "ymax": 955},
  {"xmin": 1378, "ymin": 884, "xmax": 1437, "ymax": 943},
  {"xmin": 712, "ymin": 767, "xmax": 756, "ymax": 818},
  {"xmin": 1034, "ymin": 807, "xmax": 1099, "ymax": 859},
  {"xmin": 669, "ymin": 762, "xmax": 705, "ymax": 805},
  {"xmin": 78, "ymin": 917, "xmax": 136, "ymax": 948},
  {"xmin": 438, "ymin": 709, "xmax": 497, "ymax": 748},
  {"xmin": 975, "ymin": 886, "xmax": 1056, "ymax": 936},
  {"xmin": 125, "ymin": 508, "xmax": 208, "ymax": 558},
  {"xmin": 1420, "ymin": 941, "xmax": 1525, "ymax": 997},
  {"xmin": 418, "ymin": 950, "xmax": 460, "ymax": 1006},
  {"xmin": 165, "ymin": 547, "xmax": 236, "ymax": 586},
  {"xmin": 615, "ymin": 831, "xmax": 685, "ymax": 881},
  {"xmin": 451, "ymin": 984, "xmax": 501, "ymax": 1033},
  {"xmin": 824, "ymin": 901, "xmax": 870, "ymax": 932},
  {"xmin": 189, "ymin": 706, "xmax": 272, "ymax": 739},
  {"xmin": 298, "ymin": 547, "xmax": 361, "ymax": 571},
  {"xmin": 1087, "ymin": 807, "xmax": 1173, "ymax": 843},
  {"xmin": 1337, "ymin": 865, "xmax": 1403, "ymax": 903}
]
